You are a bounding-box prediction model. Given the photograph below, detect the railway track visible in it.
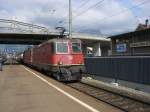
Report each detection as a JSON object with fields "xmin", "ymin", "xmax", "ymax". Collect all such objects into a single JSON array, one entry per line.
[{"xmin": 66, "ymin": 82, "xmax": 150, "ymax": 112}]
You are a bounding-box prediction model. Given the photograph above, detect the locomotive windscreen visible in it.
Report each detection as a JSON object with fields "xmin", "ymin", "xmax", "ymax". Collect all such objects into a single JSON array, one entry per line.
[
  {"xmin": 56, "ymin": 42, "xmax": 68, "ymax": 53},
  {"xmin": 72, "ymin": 43, "xmax": 81, "ymax": 53}
]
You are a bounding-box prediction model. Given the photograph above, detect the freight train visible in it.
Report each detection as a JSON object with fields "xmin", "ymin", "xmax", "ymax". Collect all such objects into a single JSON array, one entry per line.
[{"xmin": 23, "ymin": 38, "xmax": 85, "ymax": 81}]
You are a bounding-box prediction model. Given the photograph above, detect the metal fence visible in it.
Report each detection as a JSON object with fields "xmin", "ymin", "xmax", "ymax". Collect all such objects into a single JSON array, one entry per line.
[{"xmin": 85, "ymin": 56, "xmax": 150, "ymax": 84}]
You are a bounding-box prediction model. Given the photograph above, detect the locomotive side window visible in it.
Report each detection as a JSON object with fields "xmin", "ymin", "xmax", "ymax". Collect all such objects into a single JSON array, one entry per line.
[
  {"xmin": 72, "ymin": 43, "xmax": 81, "ymax": 53},
  {"xmin": 56, "ymin": 42, "xmax": 68, "ymax": 53}
]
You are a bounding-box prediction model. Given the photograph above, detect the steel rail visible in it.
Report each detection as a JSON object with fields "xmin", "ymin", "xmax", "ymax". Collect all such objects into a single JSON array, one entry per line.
[{"xmin": 66, "ymin": 82, "xmax": 150, "ymax": 112}]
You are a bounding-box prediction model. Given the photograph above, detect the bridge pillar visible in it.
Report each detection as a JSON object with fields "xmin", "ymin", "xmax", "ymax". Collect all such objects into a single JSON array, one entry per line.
[
  {"xmin": 93, "ymin": 42, "xmax": 101, "ymax": 56},
  {"xmin": 82, "ymin": 45, "xmax": 88, "ymax": 57}
]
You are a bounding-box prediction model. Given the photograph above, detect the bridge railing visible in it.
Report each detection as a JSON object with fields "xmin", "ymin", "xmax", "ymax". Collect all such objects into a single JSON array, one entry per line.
[{"xmin": 0, "ymin": 19, "xmax": 59, "ymax": 34}]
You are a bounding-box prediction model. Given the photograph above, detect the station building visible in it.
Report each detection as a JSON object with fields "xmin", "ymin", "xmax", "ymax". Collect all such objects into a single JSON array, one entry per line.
[{"xmin": 109, "ymin": 27, "xmax": 150, "ymax": 56}]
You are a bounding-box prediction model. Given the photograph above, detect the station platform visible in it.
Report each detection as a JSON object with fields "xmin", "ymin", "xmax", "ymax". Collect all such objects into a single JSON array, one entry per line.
[
  {"xmin": 0, "ymin": 65, "xmax": 122, "ymax": 112},
  {"xmin": 82, "ymin": 77, "xmax": 150, "ymax": 105}
]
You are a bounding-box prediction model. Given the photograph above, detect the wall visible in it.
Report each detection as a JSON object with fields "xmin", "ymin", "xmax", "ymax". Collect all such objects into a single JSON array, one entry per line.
[{"xmin": 85, "ymin": 57, "xmax": 150, "ymax": 84}]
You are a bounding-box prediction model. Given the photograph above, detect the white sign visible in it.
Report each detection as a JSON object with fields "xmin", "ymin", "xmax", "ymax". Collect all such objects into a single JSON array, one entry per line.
[{"xmin": 116, "ymin": 43, "xmax": 127, "ymax": 52}]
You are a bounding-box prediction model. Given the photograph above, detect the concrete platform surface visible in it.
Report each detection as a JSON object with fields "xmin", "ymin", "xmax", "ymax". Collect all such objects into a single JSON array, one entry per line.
[{"xmin": 0, "ymin": 65, "xmax": 122, "ymax": 112}]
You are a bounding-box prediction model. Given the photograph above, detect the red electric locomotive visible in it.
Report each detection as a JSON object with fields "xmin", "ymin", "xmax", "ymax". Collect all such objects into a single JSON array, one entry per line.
[{"xmin": 23, "ymin": 38, "xmax": 85, "ymax": 81}]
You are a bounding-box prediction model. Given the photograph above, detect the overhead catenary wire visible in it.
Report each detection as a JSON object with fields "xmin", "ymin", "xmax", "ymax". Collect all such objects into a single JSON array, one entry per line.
[
  {"xmin": 61, "ymin": 0, "xmax": 105, "ymax": 26},
  {"xmin": 97, "ymin": 0, "xmax": 150, "ymax": 22},
  {"xmin": 119, "ymin": 1, "xmax": 140, "ymax": 24},
  {"xmin": 57, "ymin": 0, "xmax": 91, "ymax": 26},
  {"xmin": 75, "ymin": 0, "xmax": 91, "ymax": 11},
  {"xmin": 74, "ymin": 0, "xmax": 150, "ymax": 31},
  {"xmin": 73, "ymin": 0, "xmax": 104, "ymax": 19},
  {"xmin": 57, "ymin": 0, "xmax": 150, "ymax": 35}
]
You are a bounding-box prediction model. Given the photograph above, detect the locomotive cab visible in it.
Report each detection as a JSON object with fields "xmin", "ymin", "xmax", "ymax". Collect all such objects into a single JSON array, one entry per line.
[{"xmin": 51, "ymin": 39, "xmax": 85, "ymax": 81}]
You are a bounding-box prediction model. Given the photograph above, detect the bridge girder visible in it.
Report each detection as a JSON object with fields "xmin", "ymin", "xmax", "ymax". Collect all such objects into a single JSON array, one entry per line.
[
  {"xmin": 0, "ymin": 33, "xmax": 59, "ymax": 45},
  {"xmin": 0, "ymin": 18, "xmax": 110, "ymax": 46}
]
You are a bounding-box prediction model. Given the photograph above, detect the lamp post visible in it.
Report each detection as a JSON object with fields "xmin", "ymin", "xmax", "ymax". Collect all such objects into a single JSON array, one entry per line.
[{"xmin": 69, "ymin": 0, "xmax": 72, "ymax": 38}]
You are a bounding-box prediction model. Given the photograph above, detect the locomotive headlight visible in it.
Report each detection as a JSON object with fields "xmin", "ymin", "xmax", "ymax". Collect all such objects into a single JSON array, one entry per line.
[
  {"xmin": 78, "ymin": 61, "xmax": 82, "ymax": 64},
  {"xmin": 58, "ymin": 61, "xmax": 63, "ymax": 65}
]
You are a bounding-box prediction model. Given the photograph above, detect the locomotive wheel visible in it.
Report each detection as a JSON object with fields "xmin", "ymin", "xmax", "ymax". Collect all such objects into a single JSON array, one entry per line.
[
  {"xmin": 56, "ymin": 74, "xmax": 60, "ymax": 81},
  {"xmin": 55, "ymin": 71, "xmax": 62, "ymax": 81}
]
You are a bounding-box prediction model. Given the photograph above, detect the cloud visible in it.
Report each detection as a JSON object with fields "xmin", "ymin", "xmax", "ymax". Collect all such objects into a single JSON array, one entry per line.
[
  {"xmin": 0, "ymin": 0, "xmax": 150, "ymax": 36},
  {"xmin": 73, "ymin": 0, "xmax": 139, "ymax": 35}
]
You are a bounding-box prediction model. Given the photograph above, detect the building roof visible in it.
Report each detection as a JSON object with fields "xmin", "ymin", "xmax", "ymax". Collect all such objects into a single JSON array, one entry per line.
[
  {"xmin": 136, "ymin": 24, "xmax": 150, "ymax": 31},
  {"xmin": 108, "ymin": 28, "xmax": 150, "ymax": 39}
]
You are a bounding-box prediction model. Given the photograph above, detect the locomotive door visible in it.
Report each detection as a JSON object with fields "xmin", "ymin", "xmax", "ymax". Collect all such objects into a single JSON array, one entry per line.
[{"xmin": 30, "ymin": 48, "xmax": 33, "ymax": 63}]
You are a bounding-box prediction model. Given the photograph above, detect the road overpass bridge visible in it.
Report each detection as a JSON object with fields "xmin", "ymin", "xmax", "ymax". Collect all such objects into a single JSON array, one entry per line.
[{"xmin": 0, "ymin": 19, "xmax": 110, "ymax": 56}]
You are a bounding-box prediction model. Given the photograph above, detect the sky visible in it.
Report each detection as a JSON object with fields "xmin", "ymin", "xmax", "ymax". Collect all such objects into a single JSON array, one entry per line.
[{"xmin": 0, "ymin": 0, "xmax": 150, "ymax": 36}]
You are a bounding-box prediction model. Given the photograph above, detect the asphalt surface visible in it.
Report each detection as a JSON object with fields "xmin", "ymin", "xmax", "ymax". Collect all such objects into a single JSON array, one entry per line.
[{"xmin": 0, "ymin": 65, "xmax": 122, "ymax": 112}]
